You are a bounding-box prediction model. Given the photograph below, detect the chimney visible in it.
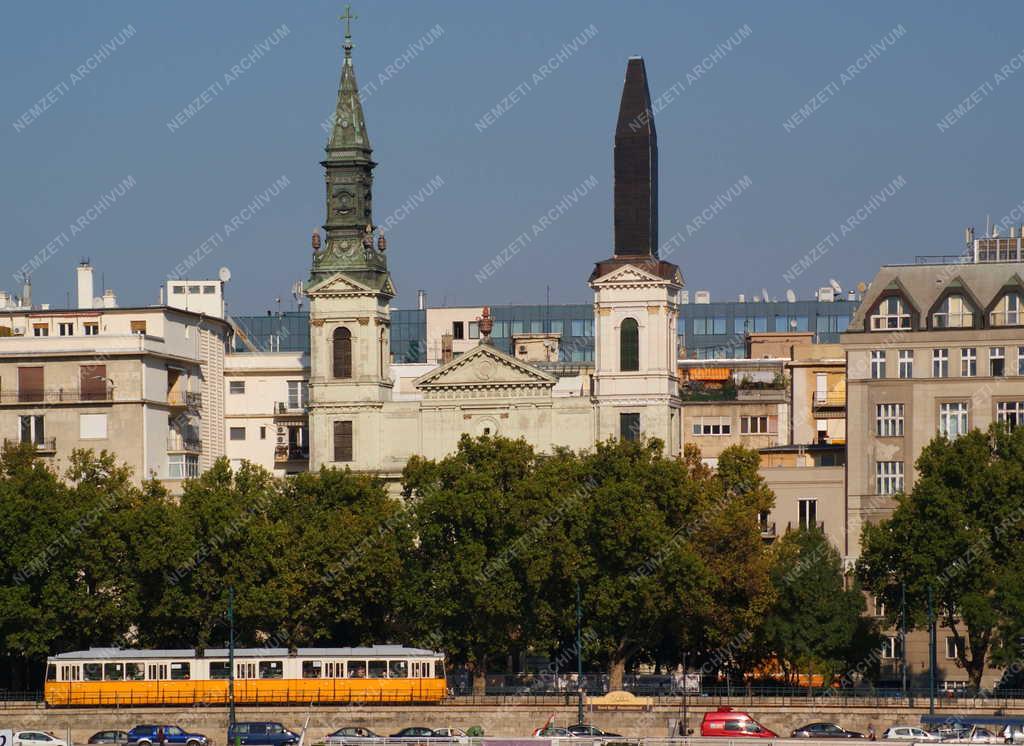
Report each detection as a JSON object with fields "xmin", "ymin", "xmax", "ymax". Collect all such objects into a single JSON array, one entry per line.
[
  {"xmin": 102, "ymin": 289, "xmax": 118, "ymax": 308},
  {"xmin": 77, "ymin": 262, "xmax": 94, "ymax": 309},
  {"xmin": 417, "ymin": 289, "xmax": 427, "ymax": 310},
  {"xmin": 21, "ymin": 277, "xmax": 31, "ymax": 309},
  {"xmin": 441, "ymin": 333, "xmax": 453, "ymax": 364}
]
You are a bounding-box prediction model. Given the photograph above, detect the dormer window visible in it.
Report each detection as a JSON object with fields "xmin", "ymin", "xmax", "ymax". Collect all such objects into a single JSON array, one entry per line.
[
  {"xmin": 933, "ymin": 295, "xmax": 973, "ymax": 329},
  {"xmin": 871, "ymin": 296, "xmax": 911, "ymax": 330},
  {"xmin": 991, "ymin": 292, "xmax": 1023, "ymax": 326}
]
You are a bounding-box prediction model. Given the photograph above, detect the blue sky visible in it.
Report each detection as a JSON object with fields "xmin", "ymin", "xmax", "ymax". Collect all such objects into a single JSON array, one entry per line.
[{"xmin": 4, "ymin": 1, "xmax": 1024, "ymax": 313}]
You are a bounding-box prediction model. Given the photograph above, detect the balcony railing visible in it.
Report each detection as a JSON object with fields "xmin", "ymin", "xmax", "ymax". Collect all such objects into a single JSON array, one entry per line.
[
  {"xmin": 275, "ymin": 401, "xmax": 309, "ymax": 414},
  {"xmin": 3, "ymin": 437, "xmax": 56, "ymax": 453},
  {"xmin": 167, "ymin": 433, "xmax": 201, "ymax": 452},
  {"xmin": 811, "ymin": 391, "xmax": 846, "ymax": 413},
  {"xmin": 931, "ymin": 312, "xmax": 974, "ymax": 329},
  {"xmin": 274, "ymin": 445, "xmax": 309, "ymax": 462},
  {"xmin": 0, "ymin": 389, "xmax": 113, "ymax": 404},
  {"xmin": 167, "ymin": 391, "xmax": 202, "ymax": 409},
  {"xmin": 787, "ymin": 520, "xmax": 825, "ymax": 533},
  {"xmin": 760, "ymin": 522, "xmax": 776, "ymax": 540}
]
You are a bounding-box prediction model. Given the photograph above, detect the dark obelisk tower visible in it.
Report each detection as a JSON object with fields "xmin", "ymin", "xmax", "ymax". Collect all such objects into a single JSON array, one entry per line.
[{"xmin": 613, "ymin": 56, "xmax": 658, "ymax": 258}]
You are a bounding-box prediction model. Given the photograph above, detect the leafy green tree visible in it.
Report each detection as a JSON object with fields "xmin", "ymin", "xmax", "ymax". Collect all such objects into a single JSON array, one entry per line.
[
  {"xmin": 763, "ymin": 527, "xmax": 875, "ymax": 685},
  {"xmin": 857, "ymin": 424, "xmax": 1024, "ymax": 690}
]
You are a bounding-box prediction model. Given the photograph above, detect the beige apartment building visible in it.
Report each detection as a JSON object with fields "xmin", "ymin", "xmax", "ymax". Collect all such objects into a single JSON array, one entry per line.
[
  {"xmin": 843, "ymin": 236, "xmax": 1024, "ymax": 690},
  {"xmin": 0, "ymin": 265, "xmax": 229, "ymax": 487}
]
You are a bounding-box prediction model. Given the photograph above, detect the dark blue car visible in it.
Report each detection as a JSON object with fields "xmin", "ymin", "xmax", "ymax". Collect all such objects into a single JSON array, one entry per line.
[
  {"xmin": 227, "ymin": 723, "xmax": 299, "ymax": 746},
  {"xmin": 127, "ymin": 726, "xmax": 209, "ymax": 746}
]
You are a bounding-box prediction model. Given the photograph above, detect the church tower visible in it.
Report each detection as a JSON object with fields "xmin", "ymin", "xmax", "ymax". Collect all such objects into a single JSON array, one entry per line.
[
  {"xmin": 307, "ymin": 10, "xmax": 394, "ymax": 472},
  {"xmin": 589, "ymin": 57, "xmax": 682, "ymax": 454}
]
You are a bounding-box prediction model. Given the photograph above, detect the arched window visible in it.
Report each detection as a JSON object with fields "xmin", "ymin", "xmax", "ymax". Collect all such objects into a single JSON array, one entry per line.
[
  {"xmin": 991, "ymin": 291, "xmax": 1024, "ymax": 326},
  {"xmin": 379, "ymin": 329, "xmax": 387, "ymax": 378},
  {"xmin": 620, "ymin": 317, "xmax": 639, "ymax": 371},
  {"xmin": 333, "ymin": 327, "xmax": 352, "ymax": 378}
]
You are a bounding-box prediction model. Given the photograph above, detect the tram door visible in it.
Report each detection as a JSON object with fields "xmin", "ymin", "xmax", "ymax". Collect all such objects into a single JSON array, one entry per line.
[
  {"xmin": 411, "ymin": 661, "xmax": 425, "ymax": 678},
  {"xmin": 148, "ymin": 664, "xmax": 167, "ymax": 680},
  {"xmin": 237, "ymin": 663, "xmax": 256, "ymax": 679}
]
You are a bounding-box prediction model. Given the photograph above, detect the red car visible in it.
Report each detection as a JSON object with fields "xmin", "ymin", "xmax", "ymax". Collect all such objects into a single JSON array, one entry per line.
[{"xmin": 700, "ymin": 707, "xmax": 777, "ymax": 738}]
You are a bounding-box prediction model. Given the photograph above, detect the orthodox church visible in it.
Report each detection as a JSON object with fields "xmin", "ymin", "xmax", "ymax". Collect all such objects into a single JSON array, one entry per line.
[{"xmin": 306, "ymin": 26, "xmax": 683, "ymax": 482}]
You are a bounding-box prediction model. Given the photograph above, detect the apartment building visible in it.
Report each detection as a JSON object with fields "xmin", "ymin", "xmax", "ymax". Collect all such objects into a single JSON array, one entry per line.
[{"xmin": 0, "ymin": 265, "xmax": 230, "ymax": 487}]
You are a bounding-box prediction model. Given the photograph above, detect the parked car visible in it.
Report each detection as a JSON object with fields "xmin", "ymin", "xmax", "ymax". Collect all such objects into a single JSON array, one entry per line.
[
  {"xmin": 14, "ymin": 734, "xmax": 67, "ymax": 746},
  {"xmin": 227, "ymin": 723, "xmax": 299, "ymax": 746},
  {"xmin": 532, "ymin": 728, "xmax": 571, "ymax": 738},
  {"xmin": 883, "ymin": 726, "xmax": 941, "ymax": 741},
  {"xmin": 127, "ymin": 726, "xmax": 210, "ymax": 746},
  {"xmin": 390, "ymin": 729, "xmax": 436, "ymax": 740},
  {"xmin": 792, "ymin": 723, "xmax": 864, "ymax": 739},
  {"xmin": 700, "ymin": 708, "xmax": 777, "ymax": 738},
  {"xmin": 324, "ymin": 728, "xmax": 382, "ymax": 746},
  {"xmin": 566, "ymin": 725, "xmax": 621, "ymax": 738},
  {"xmin": 429, "ymin": 730, "xmax": 468, "ymax": 741},
  {"xmin": 940, "ymin": 727, "xmax": 1002, "ymax": 744},
  {"xmin": 88, "ymin": 734, "xmax": 129, "ymax": 746}
]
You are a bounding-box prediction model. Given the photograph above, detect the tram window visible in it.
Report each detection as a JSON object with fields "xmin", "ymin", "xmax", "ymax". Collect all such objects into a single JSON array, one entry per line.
[
  {"xmin": 104, "ymin": 663, "xmax": 124, "ymax": 681},
  {"xmin": 368, "ymin": 660, "xmax": 387, "ymax": 679},
  {"xmin": 347, "ymin": 661, "xmax": 366, "ymax": 678},
  {"xmin": 302, "ymin": 660, "xmax": 322, "ymax": 679},
  {"xmin": 434, "ymin": 660, "xmax": 445, "ymax": 678},
  {"xmin": 210, "ymin": 662, "xmax": 230, "ymax": 679},
  {"xmin": 389, "ymin": 661, "xmax": 408, "ymax": 678},
  {"xmin": 170, "ymin": 662, "xmax": 191, "ymax": 680},
  {"xmin": 83, "ymin": 663, "xmax": 102, "ymax": 681},
  {"xmin": 46, "ymin": 664, "xmax": 56, "ymax": 681},
  {"xmin": 259, "ymin": 661, "xmax": 283, "ymax": 679},
  {"xmin": 126, "ymin": 663, "xmax": 145, "ymax": 680}
]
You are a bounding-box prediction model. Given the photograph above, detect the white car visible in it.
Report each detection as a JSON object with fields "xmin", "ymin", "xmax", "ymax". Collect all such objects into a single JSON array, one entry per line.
[
  {"xmin": 431, "ymin": 729, "xmax": 469, "ymax": 743},
  {"xmin": 883, "ymin": 726, "xmax": 940, "ymax": 741},
  {"xmin": 15, "ymin": 734, "xmax": 67, "ymax": 746},
  {"xmin": 942, "ymin": 728, "xmax": 1003, "ymax": 744}
]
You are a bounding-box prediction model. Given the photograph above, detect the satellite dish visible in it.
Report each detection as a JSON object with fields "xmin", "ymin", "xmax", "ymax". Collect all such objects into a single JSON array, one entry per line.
[
  {"xmin": 829, "ymin": 278, "xmax": 842, "ymax": 293},
  {"xmin": 218, "ymin": 267, "xmax": 232, "ymax": 283},
  {"xmin": 761, "ymin": 288, "xmax": 770, "ymax": 303},
  {"xmin": 790, "ymin": 319, "xmax": 798, "ymax": 329},
  {"xmin": 785, "ymin": 289, "xmax": 797, "ymax": 303}
]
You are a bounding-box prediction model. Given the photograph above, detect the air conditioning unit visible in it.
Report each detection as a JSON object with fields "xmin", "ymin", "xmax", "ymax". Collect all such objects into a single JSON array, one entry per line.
[
  {"xmin": 694, "ymin": 290, "xmax": 711, "ymax": 304},
  {"xmin": 817, "ymin": 287, "xmax": 835, "ymax": 302}
]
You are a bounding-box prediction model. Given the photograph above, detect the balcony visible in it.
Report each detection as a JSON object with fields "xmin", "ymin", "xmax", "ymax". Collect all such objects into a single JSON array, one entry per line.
[
  {"xmin": 786, "ymin": 520, "xmax": 825, "ymax": 533},
  {"xmin": 274, "ymin": 445, "xmax": 309, "ymax": 462},
  {"xmin": 760, "ymin": 521, "xmax": 777, "ymax": 540},
  {"xmin": 811, "ymin": 390, "xmax": 846, "ymax": 416},
  {"xmin": 167, "ymin": 391, "xmax": 202, "ymax": 409},
  {"xmin": 167, "ymin": 433, "xmax": 202, "ymax": 452},
  {"xmin": 3, "ymin": 437, "xmax": 56, "ymax": 453},
  {"xmin": 0, "ymin": 388, "xmax": 113, "ymax": 405}
]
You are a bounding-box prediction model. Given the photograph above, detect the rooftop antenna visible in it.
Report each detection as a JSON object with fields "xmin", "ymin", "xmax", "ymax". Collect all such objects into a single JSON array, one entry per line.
[
  {"xmin": 292, "ymin": 281, "xmax": 305, "ymax": 312},
  {"xmin": 761, "ymin": 288, "xmax": 770, "ymax": 303},
  {"xmin": 987, "ymin": 214, "xmax": 992, "ymax": 237}
]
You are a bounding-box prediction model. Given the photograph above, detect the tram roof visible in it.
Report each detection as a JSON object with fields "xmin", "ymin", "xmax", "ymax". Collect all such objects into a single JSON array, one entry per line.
[{"xmin": 49, "ymin": 645, "xmax": 443, "ymax": 660}]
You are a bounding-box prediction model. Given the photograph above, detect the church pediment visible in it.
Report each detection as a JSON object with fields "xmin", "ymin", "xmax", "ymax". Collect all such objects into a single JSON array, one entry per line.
[
  {"xmin": 589, "ymin": 261, "xmax": 682, "ymax": 288},
  {"xmin": 414, "ymin": 344, "xmax": 556, "ymax": 395},
  {"xmin": 306, "ymin": 272, "xmax": 378, "ymax": 297}
]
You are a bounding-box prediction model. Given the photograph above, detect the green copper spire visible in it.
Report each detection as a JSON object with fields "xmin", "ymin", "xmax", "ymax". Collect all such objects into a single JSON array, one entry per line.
[{"xmin": 310, "ymin": 5, "xmax": 391, "ymax": 294}]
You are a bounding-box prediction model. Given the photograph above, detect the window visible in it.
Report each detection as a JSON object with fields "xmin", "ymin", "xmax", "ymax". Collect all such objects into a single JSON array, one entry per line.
[
  {"xmin": 332, "ymin": 326, "xmax": 355, "ymax": 379},
  {"xmin": 334, "ymin": 420, "xmax": 353, "ymax": 462},
  {"xmin": 1019, "ymin": 347, "xmax": 1024, "ymax": 376},
  {"xmin": 881, "ymin": 636, "xmax": 903, "ymax": 659},
  {"xmin": 946, "ymin": 637, "xmax": 961, "ymax": 660},
  {"xmin": 452, "ymin": 321, "xmax": 464, "ymax": 340},
  {"xmin": 187, "ymin": 285, "xmax": 200, "ymax": 294},
  {"xmin": 126, "ymin": 663, "xmax": 145, "ymax": 680},
  {"xmin": 170, "ymin": 662, "xmax": 191, "ymax": 680},
  {"xmin": 168, "ymin": 454, "xmax": 199, "ymax": 479},
  {"xmin": 389, "ymin": 660, "xmax": 408, "ymax": 678},
  {"xmin": 210, "ymin": 662, "xmax": 230, "ymax": 679},
  {"xmin": 19, "ymin": 415, "xmax": 44, "ymax": 445},
  {"xmin": 83, "ymin": 663, "xmax": 102, "ymax": 681},
  {"xmin": 933, "ymin": 295, "xmax": 973, "ymax": 328},
  {"xmin": 79, "ymin": 413, "xmax": 108, "ymax": 440},
  {"xmin": 619, "ymin": 412, "xmax": 640, "ymax": 441},
  {"xmin": 259, "ymin": 426, "xmax": 266, "ymax": 440},
  {"xmin": 259, "ymin": 661, "xmax": 283, "ymax": 679},
  {"xmin": 872, "ymin": 597, "xmax": 887, "ymax": 617},
  {"xmin": 620, "ymin": 318, "xmax": 639, "ymax": 371},
  {"xmin": 871, "ymin": 350, "xmax": 886, "ymax": 379},
  {"xmin": 229, "ymin": 427, "xmax": 246, "ymax": 441},
  {"xmin": 740, "ymin": 415, "xmax": 777, "ymax": 434},
  {"xmin": 960, "ymin": 348, "xmax": 977, "ymax": 377},
  {"xmin": 550, "ymin": 320, "xmax": 563, "ymax": 335},
  {"xmin": 468, "ymin": 321, "xmax": 479, "ymax": 339},
  {"xmin": 58, "ymin": 322, "xmax": 74, "ymax": 336},
  {"xmin": 104, "ymin": 663, "xmax": 124, "ymax": 681},
  {"xmin": 347, "ymin": 661, "xmax": 366, "ymax": 678},
  {"xmin": 876, "ymin": 461, "xmax": 904, "ymax": 495},
  {"xmin": 798, "ymin": 499, "xmax": 817, "ymax": 530},
  {"xmin": 570, "ymin": 319, "xmax": 593, "ymax": 337},
  {"xmin": 81, "ymin": 364, "xmax": 107, "ymax": 401},
  {"xmin": 876, "ymin": 404, "xmax": 904, "ymax": 437},
  {"xmin": 991, "ymin": 291, "xmax": 1023, "ymax": 326},
  {"xmin": 871, "ymin": 296, "xmax": 911, "ymax": 330},
  {"xmin": 203, "ymin": 285, "xmax": 215, "ymax": 294},
  {"xmin": 997, "ymin": 401, "xmax": 1024, "ymax": 429},
  {"xmin": 18, "ymin": 366, "xmax": 44, "ymax": 403},
  {"xmin": 287, "ymin": 380, "xmax": 309, "ymax": 409},
  {"xmin": 691, "ymin": 417, "xmax": 731, "ymax": 436},
  {"xmin": 83, "ymin": 322, "xmax": 99, "ymax": 336},
  {"xmin": 33, "ymin": 324, "xmax": 48, "ymax": 337},
  {"xmin": 172, "ymin": 286, "xmax": 185, "ymax": 294},
  {"xmin": 531, "ymin": 320, "xmax": 543, "ymax": 333},
  {"xmin": 130, "ymin": 320, "xmax": 147, "ymax": 335},
  {"xmin": 229, "ymin": 381, "xmax": 245, "ymax": 394},
  {"xmin": 302, "ymin": 660, "xmax": 322, "ymax": 678},
  {"xmin": 693, "ymin": 317, "xmax": 726, "ymax": 335},
  {"xmin": 939, "ymin": 402, "xmax": 969, "ymax": 440},
  {"xmin": 368, "ymin": 660, "xmax": 387, "ymax": 679},
  {"xmin": 898, "ymin": 349, "xmax": 913, "ymax": 379},
  {"xmin": 991, "ymin": 347, "xmax": 1006, "ymax": 377},
  {"xmin": 933, "ymin": 349, "xmax": 949, "ymax": 378}
]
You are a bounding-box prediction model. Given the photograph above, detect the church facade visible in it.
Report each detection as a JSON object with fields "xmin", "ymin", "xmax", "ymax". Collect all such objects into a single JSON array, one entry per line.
[{"xmin": 306, "ymin": 35, "xmax": 682, "ymax": 482}]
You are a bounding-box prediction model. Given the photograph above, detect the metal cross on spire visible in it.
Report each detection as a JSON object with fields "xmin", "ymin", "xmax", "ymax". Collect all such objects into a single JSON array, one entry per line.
[{"xmin": 340, "ymin": 4, "xmax": 357, "ymax": 52}]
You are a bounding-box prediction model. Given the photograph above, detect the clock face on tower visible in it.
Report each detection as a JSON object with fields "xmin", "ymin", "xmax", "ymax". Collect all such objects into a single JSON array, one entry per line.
[{"xmin": 332, "ymin": 186, "xmax": 354, "ymax": 216}]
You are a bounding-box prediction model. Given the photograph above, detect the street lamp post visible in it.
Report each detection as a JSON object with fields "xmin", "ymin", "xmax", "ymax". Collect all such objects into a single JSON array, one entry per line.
[
  {"xmin": 229, "ymin": 587, "xmax": 238, "ymax": 746},
  {"xmin": 576, "ymin": 580, "xmax": 584, "ymax": 726},
  {"xmin": 900, "ymin": 582, "xmax": 908, "ymax": 701},
  {"xmin": 928, "ymin": 584, "xmax": 936, "ymax": 715}
]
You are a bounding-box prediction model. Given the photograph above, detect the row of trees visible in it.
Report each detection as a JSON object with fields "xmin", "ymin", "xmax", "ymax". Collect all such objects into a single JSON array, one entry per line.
[{"xmin": 0, "ymin": 436, "xmax": 877, "ymax": 692}]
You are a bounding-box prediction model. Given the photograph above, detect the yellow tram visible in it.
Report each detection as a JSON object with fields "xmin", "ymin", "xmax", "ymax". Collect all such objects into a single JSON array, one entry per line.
[{"xmin": 45, "ymin": 645, "xmax": 447, "ymax": 706}]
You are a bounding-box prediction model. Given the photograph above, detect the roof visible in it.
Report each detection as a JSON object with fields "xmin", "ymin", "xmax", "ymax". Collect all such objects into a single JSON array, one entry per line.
[{"xmin": 49, "ymin": 645, "xmax": 442, "ymax": 660}]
